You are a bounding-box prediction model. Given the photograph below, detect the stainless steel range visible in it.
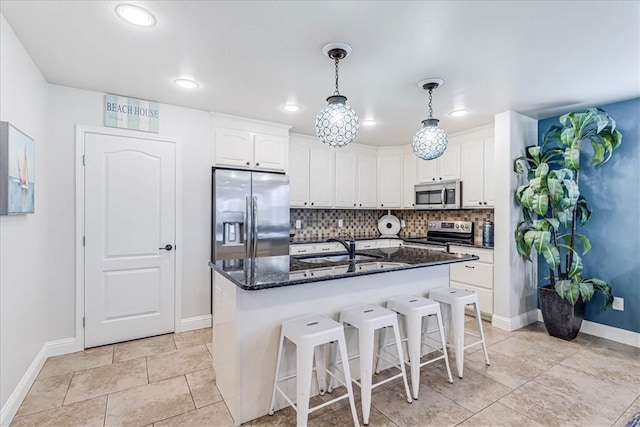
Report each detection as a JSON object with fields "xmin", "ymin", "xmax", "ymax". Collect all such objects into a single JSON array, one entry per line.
[{"xmin": 403, "ymin": 220, "xmax": 474, "ymax": 250}]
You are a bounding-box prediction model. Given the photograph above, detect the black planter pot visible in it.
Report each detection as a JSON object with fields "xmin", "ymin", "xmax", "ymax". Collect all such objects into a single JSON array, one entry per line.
[{"xmin": 539, "ymin": 285, "xmax": 585, "ymax": 341}]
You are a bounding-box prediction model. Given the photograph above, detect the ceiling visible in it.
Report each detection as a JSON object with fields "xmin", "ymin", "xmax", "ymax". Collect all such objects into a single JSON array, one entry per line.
[{"xmin": 2, "ymin": 1, "xmax": 639, "ymax": 146}]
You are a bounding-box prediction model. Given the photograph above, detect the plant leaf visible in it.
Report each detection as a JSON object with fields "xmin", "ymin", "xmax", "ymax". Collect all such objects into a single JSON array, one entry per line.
[
  {"xmin": 576, "ymin": 196, "xmax": 591, "ymax": 226},
  {"xmin": 555, "ymin": 279, "xmax": 571, "ymax": 299},
  {"xmin": 578, "ymin": 281, "xmax": 595, "ymax": 302},
  {"xmin": 535, "ymin": 162, "xmax": 550, "ymax": 178},
  {"xmin": 564, "ymin": 146, "xmax": 580, "ymax": 170}
]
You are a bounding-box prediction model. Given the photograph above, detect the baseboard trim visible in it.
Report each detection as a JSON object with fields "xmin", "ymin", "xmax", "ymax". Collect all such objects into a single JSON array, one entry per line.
[
  {"xmin": 492, "ymin": 310, "xmax": 539, "ymax": 331},
  {"xmin": 536, "ymin": 310, "xmax": 640, "ymax": 348},
  {"xmin": 46, "ymin": 337, "xmax": 81, "ymax": 357},
  {"xmin": 0, "ymin": 344, "xmax": 47, "ymax": 427},
  {"xmin": 180, "ymin": 315, "xmax": 212, "ymax": 332}
]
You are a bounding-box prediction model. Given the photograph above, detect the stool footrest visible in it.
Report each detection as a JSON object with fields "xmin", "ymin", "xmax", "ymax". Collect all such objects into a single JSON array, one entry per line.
[{"xmin": 463, "ymin": 340, "xmax": 484, "ymax": 350}]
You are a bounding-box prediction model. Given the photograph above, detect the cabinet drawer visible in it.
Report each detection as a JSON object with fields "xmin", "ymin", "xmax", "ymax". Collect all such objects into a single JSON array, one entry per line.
[
  {"xmin": 315, "ymin": 242, "xmax": 344, "ymax": 253},
  {"xmin": 450, "ymin": 261, "xmax": 493, "ymax": 289},
  {"xmin": 356, "ymin": 263, "xmax": 379, "ymax": 272},
  {"xmin": 289, "ymin": 271, "xmax": 308, "ymax": 281},
  {"xmin": 449, "ymin": 245, "xmax": 494, "ymax": 263},
  {"xmin": 290, "ymin": 245, "xmax": 314, "ymax": 255},
  {"xmin": 307, "ymin": 268, "xmax": 334, "ymax": 278},
  {"xmin": 450, "ymin": 281, "xmax": 493, "ymax": 315},
  {"xmin": 356, "ymin": 240, "xmax": 387, "ymax": 250}
]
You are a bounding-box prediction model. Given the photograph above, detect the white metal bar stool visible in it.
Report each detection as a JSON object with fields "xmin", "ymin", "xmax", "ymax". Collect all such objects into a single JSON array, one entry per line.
[
  {"xmin": 375, "ymin": 295, "xmax": 453, "ymax": 399},
  {"xmin": 428, "ymin": 288, "xmax": 490, "ymax": 378},
  {"xmin": 269, "ymin": 313, "xmax": 359, "ymax": 427},
  {"xmin": 330, "ymin": 304, "xmax": 412, "ymax": 426}
]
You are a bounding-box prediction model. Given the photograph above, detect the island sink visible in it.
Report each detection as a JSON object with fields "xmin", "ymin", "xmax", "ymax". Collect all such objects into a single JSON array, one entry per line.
[{"xmin": 294, "ymin": 253, "xmax": 382, "ymax": 264}]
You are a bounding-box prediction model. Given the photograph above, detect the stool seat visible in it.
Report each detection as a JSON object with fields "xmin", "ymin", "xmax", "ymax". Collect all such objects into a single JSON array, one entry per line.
[
  {"xmin": 379, "ymin": 295, "xmax": 453, "ymax": 399},
  {"xmin": 333, "ymin": 304, "xmax": 412, "ymax": 426},
  {"xmin": 269, "ymin": 313, "xmax": 359, "ymax": 427},
  {"xmin": 429, "ymin": 287, "xmax": 490, "ymax": 379}
]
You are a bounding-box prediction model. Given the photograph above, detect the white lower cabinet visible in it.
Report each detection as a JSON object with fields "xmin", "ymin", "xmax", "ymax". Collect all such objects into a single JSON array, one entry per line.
[
  {"xmin": 290, "ymin": 239, "xmax": 401, "ymax": 255},
  {"xmin": 448, "ymin": 245, "xmax": 494, "ymax": 315}
]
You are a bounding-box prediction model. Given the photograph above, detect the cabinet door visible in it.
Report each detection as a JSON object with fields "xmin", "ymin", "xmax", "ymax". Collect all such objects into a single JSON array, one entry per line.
[
  {"xmin": 253, "ymin": 134, "xmax": 287, "ymax": 171},
  {"xmin": 214, "ymin": 128, "xmax": 252, "ymax": 168},
  {"xmin": 438, "ymin": 143, "xmax": 461, "ymax": 181},
  {"xmin": 377, "ymin": 148, "xmax": 402, "ymax": 208},
  {"xmin": 416, "ymin": 158, "xmax": 437, "ymax": 183},
  {"xmin": 403, "ymin": 146, "xmax": 417, "ymax": 208},
  {"xmin": 461, "ymin": 140, "xmax": 485, "ymax": 208},
  {"xmin": 288, "ymin": 141, "xmax": 309, "ymax": 207},
  {"xmin": 309, "ymin": 145, "xmax": 335, "ymax": 207},
  {"xmin": 357, "ymin": 149, "xmax": 378, "ymax": 208},
  {"xmin": 483, "ymin": 138, "xmax": 495, "ymax": 207},
  {"xmin": 335, "ymin": 150, "xmax": 358, "ymax": 208}
]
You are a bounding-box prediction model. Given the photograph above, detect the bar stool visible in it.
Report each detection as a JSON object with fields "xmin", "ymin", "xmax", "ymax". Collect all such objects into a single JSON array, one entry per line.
[
  {"xmin": 376, "ymin": 295, "xmax": 453, "ymax": 399},
  {"xmin": 329, "ymin": 304, "xmax": 412, "ymax": 426},
  {"xmin": 269, "ymin": 313, "xmax": 359, "ymax": 427},
  {"xmin": 428, "ymin": 288, "xmax": 490, "ymax": 378}
]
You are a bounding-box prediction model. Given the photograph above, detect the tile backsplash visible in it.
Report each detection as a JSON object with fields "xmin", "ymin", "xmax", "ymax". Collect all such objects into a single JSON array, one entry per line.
[{"xmin": 290, "ymin": 208, "xmax": 495, "ymax": 244}]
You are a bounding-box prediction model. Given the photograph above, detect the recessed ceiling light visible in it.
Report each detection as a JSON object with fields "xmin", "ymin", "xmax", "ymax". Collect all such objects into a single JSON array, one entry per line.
[
  {"xmin": 174, "ymin": 79, "xmax": 199, "ymax": 89},
  {"xmin": 449, "ymin": 109, "xmax": 468, "ymax": 117},
  {"xmin": 115, "ymin": 4, "xmax": 156, "ymax": 27},
  {"xmin": 283, "ymin": 104, "xmax": 301, "ymax": 112},
  {"xmin": 361, "ymin": 119, "xmax": 377, "ymax": 126}
]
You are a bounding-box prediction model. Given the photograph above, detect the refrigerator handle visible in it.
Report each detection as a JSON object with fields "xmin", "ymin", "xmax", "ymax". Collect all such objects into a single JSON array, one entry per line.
[
  {"xmin": 245, "ymin": 196, "xmax": 252, "ymax": 259},
  {"xmin": 252, "ymin": 195, "xmax": 258, "ymax": 258}
]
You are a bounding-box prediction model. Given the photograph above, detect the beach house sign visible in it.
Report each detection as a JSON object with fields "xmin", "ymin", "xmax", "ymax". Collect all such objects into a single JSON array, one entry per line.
[{"xmin": 104, "ymin": 94, "xmax": 160, "ymax": 133}]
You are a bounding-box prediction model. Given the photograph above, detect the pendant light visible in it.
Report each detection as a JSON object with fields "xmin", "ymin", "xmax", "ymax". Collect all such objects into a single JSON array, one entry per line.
[
  {"xmin": 315, "ymin": 43, "xmax": 359, "ymax": 147},
  {"xmin": 412, "ymin": 78, "xmax": 448, "ymax": 160}
]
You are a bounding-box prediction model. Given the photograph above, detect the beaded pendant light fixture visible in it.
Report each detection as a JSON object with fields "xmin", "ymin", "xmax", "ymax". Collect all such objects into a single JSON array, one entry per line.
[
  {"xmin": 315, "ymin": 43, "xmax": 359, "ymax": 147},
  {"xmin": 412, "ymin": 78, "xmax": 448, "ymax": 160}
]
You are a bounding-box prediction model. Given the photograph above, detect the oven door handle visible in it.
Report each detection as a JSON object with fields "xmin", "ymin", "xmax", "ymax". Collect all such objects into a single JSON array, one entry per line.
[{"xmin": 441, "ymin": 186, "xmax": 446, "ymax": 208}]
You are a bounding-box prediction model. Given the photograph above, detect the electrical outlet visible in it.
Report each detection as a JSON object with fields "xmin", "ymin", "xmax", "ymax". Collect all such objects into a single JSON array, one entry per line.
[
  {"xmin": 401, "ymin": 219, "xmax": 406, "ymax": 228},
  {"xmin": 612, "ymin": 297, "xmax": 624, "ymax": 311},
  {"xmin": 338, "ymin": 219, "xmax": 344, "ymax": 228},
  {"xmin": 295, "ymin": 219, "xmax": 302, "ymax": 229}
]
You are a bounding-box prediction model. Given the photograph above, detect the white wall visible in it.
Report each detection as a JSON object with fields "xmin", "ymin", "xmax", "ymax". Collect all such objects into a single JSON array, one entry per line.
[
  {"xmin": 493, "ymin": 111, "xmax": 539, "ymax": 330},
  {"xmin": 47, "ymin": 84, "xmax": 213, "ymax": 340},
  {"xmin": 0, "ymin": 13, "xmax": 50, "ymax": 412}
]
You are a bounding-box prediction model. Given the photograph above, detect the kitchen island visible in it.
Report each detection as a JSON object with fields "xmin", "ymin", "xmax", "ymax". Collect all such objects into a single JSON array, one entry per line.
[{"xmin": 210, "ymin": 247, "xmax": 478, "ymax": 425}]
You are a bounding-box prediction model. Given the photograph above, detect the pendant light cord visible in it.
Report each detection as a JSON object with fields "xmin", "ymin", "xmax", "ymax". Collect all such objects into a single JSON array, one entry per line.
[
  {"xmin": 334, "ymin": 58, "xmax": 340, "ymax": 96},
  {"xmin": 428, "ymin": 88, "xmax": 433, "ymax": 119}
]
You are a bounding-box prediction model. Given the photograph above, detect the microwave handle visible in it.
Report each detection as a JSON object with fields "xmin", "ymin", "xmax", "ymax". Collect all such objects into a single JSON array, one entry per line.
[{"xmin": 441, "ymin": 186, "xmax": 446, "ymax": 208}]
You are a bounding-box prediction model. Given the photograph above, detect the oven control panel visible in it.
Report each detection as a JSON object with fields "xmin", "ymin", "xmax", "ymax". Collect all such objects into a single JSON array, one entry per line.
[{"xmin": 427, "ymin": 220, "xmax": 473, "ymax": 233}]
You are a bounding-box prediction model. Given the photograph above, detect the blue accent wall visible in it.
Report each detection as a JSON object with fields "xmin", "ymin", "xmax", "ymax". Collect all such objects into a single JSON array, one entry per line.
[{"xmin": 537, "ymin": 98, "xmax": 640, "ymax": 333}]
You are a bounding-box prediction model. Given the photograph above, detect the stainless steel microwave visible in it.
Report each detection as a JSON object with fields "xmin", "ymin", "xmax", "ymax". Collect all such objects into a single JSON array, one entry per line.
[{"xmin": 414, "ymin": 180, "xmax": 462, "ymax": 210}]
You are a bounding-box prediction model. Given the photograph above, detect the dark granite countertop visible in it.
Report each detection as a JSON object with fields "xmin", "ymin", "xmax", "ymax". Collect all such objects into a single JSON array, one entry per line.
[{"xmin": 209, "ymin": 247, "xmax": 478, "ymax": 291}]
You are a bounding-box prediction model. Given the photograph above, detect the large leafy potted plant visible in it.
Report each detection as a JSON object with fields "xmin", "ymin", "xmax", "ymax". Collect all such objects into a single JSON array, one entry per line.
[{"xmin": 514, "ymin": 108, "xmax": 622, "ymax": 340}]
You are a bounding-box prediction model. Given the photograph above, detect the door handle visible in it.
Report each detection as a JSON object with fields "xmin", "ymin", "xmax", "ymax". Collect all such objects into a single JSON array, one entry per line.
[
  {"xmin": 252, "ymin": 195, "xmax": 258, "ymax": 258},
  {"xmin": 159, "ymin": 244, "xmax": 173, "ymax": 251}
]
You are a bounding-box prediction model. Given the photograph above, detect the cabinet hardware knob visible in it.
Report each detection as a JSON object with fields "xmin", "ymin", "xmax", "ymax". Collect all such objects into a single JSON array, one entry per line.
[
  {"xmin": 353, "ymin": 203, "xmax": 356, "ymax": 207},
  {"xmin": 464, "ymin": 265, "xmax": 475, "ymax": 269},
  {"xmin": 479, "ymin": 202, "xmax": 482, "ymax": 205},
  {"xmin": 304, "ymin": 202, "xmax": 307, "ymax": 205},
  {"xmin": 432, "ymin": 178, "xmax": 436, "ymax": 181},
  {"xmin": 359, "ymin": 204, "xmax": 362, "ymax": 206},
  {"xmin": 256, "ymin": 162, "xmax": 260, "ymax": 166},
  {"xmin": 381, "ymin": 204, "xmax": 384, "ymax": 207},
  {"xmin": 484, "ymin": 202, "xmax": 487, "ymax": 205},
  {"xmin": 439, "ymin": 177, "xmax": 442, "ymax": 180},
  {"xmin": 311, "ymin": 202, "xmax": 314, "ymax": 206},
  {"xmin": 412, "ymin": 203, "xmax": 415, "ymax": 206},
  {"xmin": 246, "ymin": 161, "xmax": 250, "ymax": 166}
]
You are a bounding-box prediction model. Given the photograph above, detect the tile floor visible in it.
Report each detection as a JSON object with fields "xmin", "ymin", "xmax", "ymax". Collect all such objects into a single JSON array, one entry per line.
[{"xmin": 10, "ymin": 318, "xmax": 640, "ymax": 427}]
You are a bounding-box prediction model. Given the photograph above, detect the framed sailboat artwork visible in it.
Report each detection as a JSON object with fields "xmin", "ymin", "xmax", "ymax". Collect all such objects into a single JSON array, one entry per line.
[{"xmin": 0, "ymin": 121, "xmax": 35, "ymax": 215}]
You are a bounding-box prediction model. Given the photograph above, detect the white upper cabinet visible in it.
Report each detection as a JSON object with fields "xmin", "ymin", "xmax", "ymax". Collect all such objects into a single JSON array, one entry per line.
[
  {"xmin": 402, "ymin": 145, "xmax": 418, "ymax": 208},
  {"xmin": 356, "ymin": 146, "xmax": 378, "ymax": 208},
  {"xmin": 335, "ymin": 148, "xmax": 358, "ymax": 208},
  {"xmin": 253, "ymin": 134, "xmax": 288, "ymax": 171},
  {"xmin": 377, "ymin": 147, "xmax": 403, "ymax": 208},
  {"xmin": 309, "ymin": 144, "xmax": 335, "ymax": 207},
  {"xmin": 416, "ymin": 143, "xmax": 460, "ymax": 183},
  {"xmin": 456, "ymin": 124, "xmax": 494, "ymax": 209},
  {"xmin": 288, "ymin": 138, "xmax": 310, "ymax": 207},
  {"xmin": 212, "ymin": 114, "xmax": 290, "ymax": 172},
  {"xmin": 214, "ymin": 128, "xmax": 253, "ymax": 168}
]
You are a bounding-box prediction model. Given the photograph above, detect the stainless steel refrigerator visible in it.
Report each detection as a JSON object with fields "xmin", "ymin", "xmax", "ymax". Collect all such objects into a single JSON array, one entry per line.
[{"xmin": 212, "ymin": 168, "xmax": 290, "ymax": 261}]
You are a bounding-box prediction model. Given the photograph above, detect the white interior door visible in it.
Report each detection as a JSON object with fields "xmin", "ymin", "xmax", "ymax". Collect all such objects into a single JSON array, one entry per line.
[{"xmin": 84, "ymin": 131, "xmax": 176, "ymax": 348}]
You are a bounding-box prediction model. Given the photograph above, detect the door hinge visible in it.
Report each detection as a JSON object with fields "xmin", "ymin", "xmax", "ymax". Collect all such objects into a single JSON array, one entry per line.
[
  {"xmin": 82, "ymin": 317, "xmax": 85, "ymax": 328},
  {"xmin": 83, "ymin": 236, "xmax": 85, "ymax": 247},
  {"xmin": 82, "ymin": 154, "xmax": 85, "ymax": 166}
]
